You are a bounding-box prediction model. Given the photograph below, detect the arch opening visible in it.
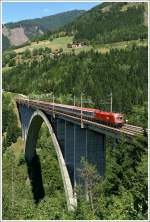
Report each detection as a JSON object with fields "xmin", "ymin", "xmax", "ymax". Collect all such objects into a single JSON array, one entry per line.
[{"xmin": 25, "ymin": 110, "xmax": 77, "ymax": 210}]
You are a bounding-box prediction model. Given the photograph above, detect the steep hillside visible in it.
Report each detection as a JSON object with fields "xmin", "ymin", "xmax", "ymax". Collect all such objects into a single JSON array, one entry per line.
[
  {"xmin": 63, "ymin": 2, "xmax": 148, "ymax": 44},
  {"xmin": 3, "ymin": 26, "xmax": 29, "ymax": 46},
  {"xmin": 2, "ymin": 34, "xmax": 11, "ymax": 51},
  {"xmin": 2, "ymin": 10, "xmax": 85, "ymax": 50}
]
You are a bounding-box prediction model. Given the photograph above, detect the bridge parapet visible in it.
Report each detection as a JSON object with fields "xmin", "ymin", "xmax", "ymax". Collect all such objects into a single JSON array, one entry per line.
[{"xmin": 16, "ymin": 98, "xmax": 144, "ymax": 140}]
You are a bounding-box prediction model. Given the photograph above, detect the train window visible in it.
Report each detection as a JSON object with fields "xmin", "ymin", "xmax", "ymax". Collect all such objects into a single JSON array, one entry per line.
[{"xmin": 83, "ymin": 110, "xmax": 94, "ymax": 117}]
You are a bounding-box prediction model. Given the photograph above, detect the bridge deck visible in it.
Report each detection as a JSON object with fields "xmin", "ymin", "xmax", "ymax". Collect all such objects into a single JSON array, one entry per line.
[{"xmin": 16, "ymin": 98, "xmax": 145, "ymax": 140}]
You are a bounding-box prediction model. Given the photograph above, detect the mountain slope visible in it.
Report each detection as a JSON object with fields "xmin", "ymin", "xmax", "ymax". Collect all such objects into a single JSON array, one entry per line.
[
  {"xmin": 2, "ymin": 10, "xmax": 85, "ymax": 50},
  {"xmin": 63, "ymin": 2, "xmax": 148, "ymax": 44},
  {"xmin": 2, "ymin": 34, "xmax": 11, "ymax": 51},
  {"xmin": 3, "ymin": 45, "xmax": 148, "ymax": 114}
]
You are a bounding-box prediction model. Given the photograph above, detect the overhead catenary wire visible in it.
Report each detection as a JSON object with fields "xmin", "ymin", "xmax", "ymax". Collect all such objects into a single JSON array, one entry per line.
[{"xmin": 27, "ymin": 91, "xmax": 113, "ymax": 113}]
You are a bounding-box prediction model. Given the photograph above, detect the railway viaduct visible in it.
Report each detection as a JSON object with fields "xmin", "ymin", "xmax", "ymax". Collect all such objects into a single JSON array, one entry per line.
[{"xmin": 16, "ymin": 98, "xmax": 144, "ymax": 211}]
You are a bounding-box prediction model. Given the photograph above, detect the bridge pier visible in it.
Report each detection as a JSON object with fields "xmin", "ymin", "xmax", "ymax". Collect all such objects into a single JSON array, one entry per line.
[{"xmin": 54, "ymin": 119, "xmax": 105, "ymax": 188}]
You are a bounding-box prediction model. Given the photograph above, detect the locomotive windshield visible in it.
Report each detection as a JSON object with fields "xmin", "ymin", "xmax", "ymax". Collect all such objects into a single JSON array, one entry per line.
[{"xmin": 116, "ymin": 116, "xmax": 123, "ymax": 120}]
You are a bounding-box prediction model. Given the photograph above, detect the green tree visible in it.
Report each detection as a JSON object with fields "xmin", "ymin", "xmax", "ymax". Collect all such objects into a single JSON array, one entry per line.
[{"xmin": 24, "ymin": 49, "xmax": 31, "ymax": 58}]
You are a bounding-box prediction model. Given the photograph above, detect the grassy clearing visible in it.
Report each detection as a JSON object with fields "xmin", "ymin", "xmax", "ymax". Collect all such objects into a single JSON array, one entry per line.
[
  {"xmin": 121, "ymin": 2, "xmax": 145, "ymax": 11},
  {"xmin": 95, "ymin": 39, "xmax": 148, "ymax": 54},
  {"xmin": 14, "ymin": 36, "xmax": 92, "ymax": 54},
  {"xmin": 2, "ymin": 38, "xmax": 148, "ymax": 72},
  {"xmin": 12, "ymin": 137, "xmax": 24, "ymax": 160},
  {"xmin": 144, "ymin": 3, "xmax": 148, "ymax": 26},
  {"xmin": 14, "ymin": 36, "xmax": 148, "ymax": 56},
  {"xmin": 3, "ymin": 38, "xmax": 147, "ymax": 70},
  {"xmin": 101, "ymin": 5, "xmax": 111, "ymax": 13},
  {"xmin": 15, "ymin": 36, "xmax": 73, "ymax": 53}
]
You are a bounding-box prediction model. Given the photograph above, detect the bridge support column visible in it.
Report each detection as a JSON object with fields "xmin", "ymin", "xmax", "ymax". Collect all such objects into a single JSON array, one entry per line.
[
  {"xmin": 86, "ymin": 130, "xmax": 105, "ymax": 176},
  {"xmin": 55, "ymin": 119, "xmax": 105, "ymax": 188},
  {"xmin": 55, "ymin": 118, "xmax": 65, "ymax": 156},
  {"xmin": 74, "ymin": 126, "xmax": 105, "ymax": 182}
]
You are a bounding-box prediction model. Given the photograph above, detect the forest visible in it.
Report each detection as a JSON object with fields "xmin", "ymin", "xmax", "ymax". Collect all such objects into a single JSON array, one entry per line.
[
  {"xmin": 3, "ymin": 45, "xmax": 148, "ymax": 127},
  {"xmin": 62, "ymin": 3, "xmax": 147, "ymax": 44},
  {"xmin": 2, "ymin": 1, "xmax": 148, "ymax": 220},
  {"xmin": 30, "ymin": 3, "xmax": 148, "ymax": 45},
  {"xmin": 2, "ymin": 92, "xmax": 148, "ymax": 220}
]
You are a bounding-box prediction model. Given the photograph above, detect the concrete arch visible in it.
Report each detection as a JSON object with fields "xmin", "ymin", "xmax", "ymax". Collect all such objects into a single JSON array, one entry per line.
[{"xmin": 25, "ymin": 110, "xmax": 77, "ymax": 211}]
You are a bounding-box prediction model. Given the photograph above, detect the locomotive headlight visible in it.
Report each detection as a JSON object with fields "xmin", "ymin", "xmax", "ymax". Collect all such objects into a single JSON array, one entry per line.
[{"xmin": 125, "ymin": 119, "xmax": 128, "ymax": 123}]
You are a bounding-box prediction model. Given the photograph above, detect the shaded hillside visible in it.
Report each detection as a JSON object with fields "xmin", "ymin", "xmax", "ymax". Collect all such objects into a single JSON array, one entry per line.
[
  {"xmin": 63, "ymin": 2, "xmax": 148, "ymax": 44},
  {"xmin": 2, "ymin": 10, "xmax": 85, "ymax": 50},
  {"xmin": 2, "ymin": 35, "xmax": 11, "ymax": 51}
]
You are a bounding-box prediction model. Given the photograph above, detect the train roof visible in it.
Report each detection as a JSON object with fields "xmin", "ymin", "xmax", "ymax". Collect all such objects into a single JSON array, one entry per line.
[
  {"xmin": 18, "ymin": 98, "xmax": 124, "ymax": 115},
  {"xmin": 96, "ymin": 110, "xmax": 124, "ymax": 116}
]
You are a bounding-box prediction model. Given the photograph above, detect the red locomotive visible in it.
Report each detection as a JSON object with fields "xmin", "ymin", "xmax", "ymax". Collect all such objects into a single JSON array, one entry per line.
[
  {"xmin": 45, "ymin": 102, "xmax": 126, "ymax": 128},
  {"xmin": 79, "ymin": 107, "xmax": 125, "ymax": 127}
]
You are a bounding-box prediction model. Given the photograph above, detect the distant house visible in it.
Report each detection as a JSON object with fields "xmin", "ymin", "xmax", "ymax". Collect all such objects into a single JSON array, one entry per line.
[
  {"xmin": 72, "ymin": 43, "xmax": 82, "ymax": 48},
  {"xmin": 67, "ymin": 42, "xmax": 83, "ymax": 49}
]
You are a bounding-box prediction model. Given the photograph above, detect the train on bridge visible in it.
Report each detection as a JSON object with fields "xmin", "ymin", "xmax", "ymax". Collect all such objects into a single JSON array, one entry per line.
[
  {"xmin": 48, "ymin": 103, "xmax": 126, "ymax": 128},
  {"xmin": 17, "ymin": 98, "xmax": 126, "ymax": 128}
]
